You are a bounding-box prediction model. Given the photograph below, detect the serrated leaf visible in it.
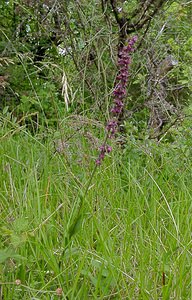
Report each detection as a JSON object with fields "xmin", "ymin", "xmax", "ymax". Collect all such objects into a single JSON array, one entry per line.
[
  {"xmin": 10, "ymin": 233, "xmax": 28, "ymax": 247},
  {"xmin": 0, "ymin": 248, "xmax": 25, "ymax": 264},
  {"xmin": 13, "ymin": 218, "xmax": 29, "ymax": 233}
]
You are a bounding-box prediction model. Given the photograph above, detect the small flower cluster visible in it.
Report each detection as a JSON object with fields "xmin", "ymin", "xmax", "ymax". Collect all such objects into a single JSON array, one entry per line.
[
  {"xmin": 109, "ymin": 36, "xmax": 138, "ymax": 133},
  {"xmin": 96, "ymin": 144, "xmax": 112, "ymax": 165},
  {"xmin": 96, "ymin": 36, "xmax": 137, "ymax": 165},
  {"xmin": 106, "ymin": 120, "xmax": 118, "ymax": 137}
]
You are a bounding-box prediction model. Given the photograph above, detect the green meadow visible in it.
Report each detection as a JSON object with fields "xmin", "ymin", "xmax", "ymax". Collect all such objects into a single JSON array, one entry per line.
[{"xmin": 0, "ymin": 118, "xmax": 191, "ymax": 299}]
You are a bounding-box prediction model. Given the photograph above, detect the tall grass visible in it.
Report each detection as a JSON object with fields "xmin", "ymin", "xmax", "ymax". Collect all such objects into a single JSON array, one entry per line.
[
  {"xmin": 0, "ymin": 118, "xmax": 191, "ymax": 299},
  {"xmin": 1, "ymin": 1, "xmax": 192, "ymax": 299}
]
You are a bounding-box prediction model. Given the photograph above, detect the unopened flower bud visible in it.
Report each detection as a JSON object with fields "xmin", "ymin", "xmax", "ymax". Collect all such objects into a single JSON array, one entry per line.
[
  {"xmin": 56, "ymin": 287, "xmax": 63, "ymax": 296},
  {"xmin": 15, "ymin": 279, "xmax": 21, "ymax": 285}
]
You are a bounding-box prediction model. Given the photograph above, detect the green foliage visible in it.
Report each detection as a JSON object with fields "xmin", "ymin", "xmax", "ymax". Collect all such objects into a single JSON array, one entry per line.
[
  {"xmin": 1, "ymin": 0, "xmax": 191, "ymax": 128},
  {"xmin": 0, "ymin": 248, "xmax": 25, "ymax": 264},
  {"xmin": 0, "ymin": 1, "xmax": 192, "ymax": 299},
  {"xmin": 0, "ymin": 123, "xmax": 191, "ymax": 298}
]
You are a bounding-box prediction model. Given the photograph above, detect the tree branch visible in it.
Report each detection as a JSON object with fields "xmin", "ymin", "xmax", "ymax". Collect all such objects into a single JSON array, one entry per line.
[{"xmin": 109, "ymin": 0, "xmax": 167, "ymax": 36}]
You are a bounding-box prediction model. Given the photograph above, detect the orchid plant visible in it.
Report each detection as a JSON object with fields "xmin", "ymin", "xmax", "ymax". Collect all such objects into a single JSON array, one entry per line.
[{"xmin": 96, "ymin": 36, "xmax": 137, "ymax": 165}]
